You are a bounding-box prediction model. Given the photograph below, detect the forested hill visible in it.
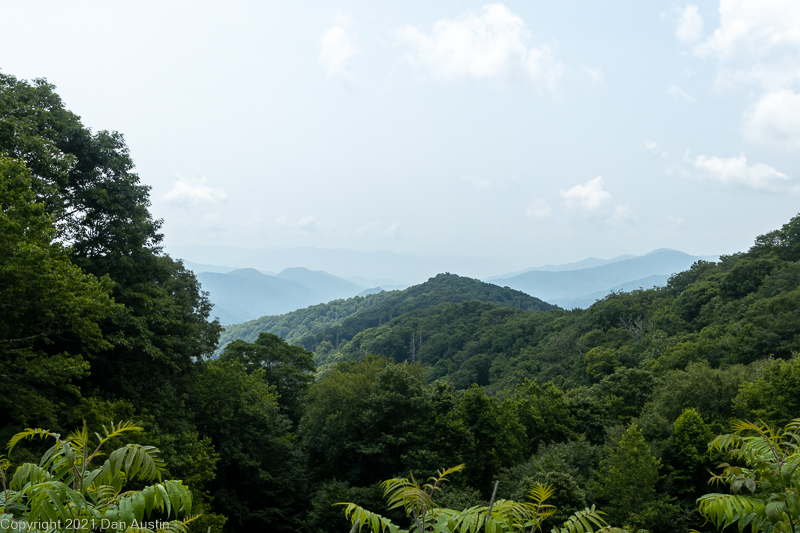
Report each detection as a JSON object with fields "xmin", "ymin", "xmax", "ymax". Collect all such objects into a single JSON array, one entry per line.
[
  {"xmin": 218, "ymin": 273, "xmax": 557, "ymax": 355},
  {"xmin": 318, "ymin": 214, "xmax": 800, "ymax": 390},
  {"xmin": 217, "ymin": 289, "xmax": 396, "ymax": 350}
]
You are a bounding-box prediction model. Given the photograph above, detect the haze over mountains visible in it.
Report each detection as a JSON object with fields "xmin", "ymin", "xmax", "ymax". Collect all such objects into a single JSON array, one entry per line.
[
  {"xmin": 175, "ymin": 246, "xmax": 716, "ymax": 325},
  {"xmin": 493, "ymin": 249, "xmax": 718, "ymax": 309},
  {"xmin": 195, "ymin": 267, "xmax": 394, "ymax": 325},
  {"xmin": 217, "ymin": 273, "xmax": 557, "ymax": 361},
  {"xmin": 170, "ymin": 244, "xmax": 518, "ymax": 284}
]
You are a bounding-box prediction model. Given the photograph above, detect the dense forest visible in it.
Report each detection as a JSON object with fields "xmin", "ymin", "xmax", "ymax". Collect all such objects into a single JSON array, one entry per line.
[{"xmin": 2, "ymin": 73, "xmax": 800, "ymax": 532}]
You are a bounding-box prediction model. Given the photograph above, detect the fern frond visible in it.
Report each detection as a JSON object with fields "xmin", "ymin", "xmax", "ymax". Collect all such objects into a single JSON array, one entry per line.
[
  {"xmin": 384, "ymin": 484, "xmax": 434, "ymax": 516},
  {"xmin": 97, "ymin": 421, "xmax": 143, "ymax": 445},
  {"xmin": 429, "ymin": 506, "xmax": 488, "ymax": 533},
  {"xmin": 9, "ymin": 463, "xmax": 52, "ymax": 490},
  {"xmin": 434, "ymin": 464, "xmax": 465, "ymax": 481},
  {"xmin": 528, "ymin": 483, "xmax": 556, "ymax": 506},
  {"xmin": 93, "ymin": 444, "xmax": 165, "ymax": 486},
  {"xmin": 23, "ymin": 481, "xmax": 95, "ymax": 525},
  {"xmin": 336, "ymin": 502, "xmax": 407, "ymax": 533},
  {"xmin": 731, "ymin": 420, "xmax": 766, "ymax": 435},
  {"xmin": 156, "ymin": 513, "xmax": 201, "ymax": 533},
  {"xmin": 66, "ymin": 422, "xmax": 90, "ymax": 450},
  {"xmin": 6, "ymin": 428, "xmax": 60, "ymax": 454},
  {"xmin": 101, "ymin": 480, "xmax": 193, "ymax": 531},
  {"xmin": 696, "ymin": 493, "xmax": 768, "ymax": 531},
  {"xmin": 552, "ymin": 506, "xmax": 612, "ymax": 533}
]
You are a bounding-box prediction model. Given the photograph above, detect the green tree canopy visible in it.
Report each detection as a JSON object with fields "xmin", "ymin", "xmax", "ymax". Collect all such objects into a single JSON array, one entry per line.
[
  {"xmin": 0, "ymin": 156, "xmax": 117, "ymax": 429},
  {"xmin": 599, "ymin": 424, "xmax": 661, "ymax": 524},
  {"xmin": 190, "ymin": 358, "xmax": 305, "ymax": 532},
  {"xmin": 219, "ymin": 332, "xmax": 315, "ymax": 422},
  {"xmin": 665, "ymin": 408, "xmax": 712, "ymax": 501},
  {"xmin": 736, "ymin": 355, "xmax": 800, "ymax": 427},
  {"xmin": 0, "ymin": 73, "xmax": 221, "ymax": 420}
]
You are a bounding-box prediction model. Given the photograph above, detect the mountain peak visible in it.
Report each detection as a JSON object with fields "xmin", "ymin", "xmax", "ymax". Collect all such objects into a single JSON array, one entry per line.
[
  {"xmin": 643, "ymin": 248, "xmax": 682, "ymax": 255},
  {"xmin": 228, "ymin": 268, "xmax": 270, "ymax": 281}
]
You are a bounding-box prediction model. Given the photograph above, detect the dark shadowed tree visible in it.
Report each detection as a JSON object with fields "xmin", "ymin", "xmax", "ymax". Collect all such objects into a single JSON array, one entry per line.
[{"xmin": 219, "ymin": 332, "xmax": 315, "ymax": 422}]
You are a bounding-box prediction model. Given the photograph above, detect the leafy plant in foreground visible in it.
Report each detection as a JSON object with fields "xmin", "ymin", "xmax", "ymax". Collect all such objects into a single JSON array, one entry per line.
[
  {"xmin": 695, "ymin": 418, "xmax": 800, "ymax": 532},
  {"xmin": 0, "ymin": 422, "xmax": 194, "ymax": 533},
  {"xmin": 337, "ymin": 464, "xmax": 625, "ymax": 533}
]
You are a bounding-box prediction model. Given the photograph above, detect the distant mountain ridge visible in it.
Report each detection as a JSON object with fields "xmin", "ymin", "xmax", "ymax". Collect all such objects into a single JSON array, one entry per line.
[
  {"xmin": 495, "ymin": 249, "xmax": 717, "ymax": 308},
  {"xmin": 553, "ymin": 274, "xmax": 670, "ymax": 309},
  {"xmin": 187, "ymin": 247, "xmax": 716, "ymax": 324},
  {"xmin": 197, "ymin": 267, "xmax": 366, "ymax": 325},
  {"xmin": 487, "ymin": 254, "xmax": 637, "ymax": 279},
  {"xmin": 169, "ymin": 244, "xmax": 525, "ymax": 284},
  {"xmin": 275, "ymin": 267, "xmax": 363, "ymax": 302}
]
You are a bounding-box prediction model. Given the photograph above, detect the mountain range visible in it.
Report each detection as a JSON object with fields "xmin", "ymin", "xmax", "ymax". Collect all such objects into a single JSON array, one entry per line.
[
  {"xmin": 180, "ymin": 247, "xmax": 716, "ymax": 325},
  {"xmin": 169, "ymin": 244, "xmax": 520, "ymax": 284},
  {"xmin": 493, "ymin": 249, "xmax": 717, "ymax": 308},
  {"xmin": 217, "ymin": 273, "xmax": 557, "ymax": 361},
  {"xmin": 196, "ymin": 268, "xmax": 377, "ymax": 324}
]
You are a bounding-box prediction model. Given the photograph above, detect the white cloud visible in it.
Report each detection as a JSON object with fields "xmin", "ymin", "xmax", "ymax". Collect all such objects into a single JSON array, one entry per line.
[
  {"xmin": 397, "ymin": 4, "xmax": 564, "ymax": 88},
  {"xmin": 667, "ymin": 84, "xmax": 696, "ymax": 102},
  {"xmin": 694, "ymin": 0, "xmax": 800, "ymax": 89},
  {"xmin": 645, "ymin": 140, "xmax": 668, "ymax": 159},
  {"xmin": 297, "ymin": 216, "xmax": 320, "ymax": 232},
  {"xmin": 560, "ymin": 176, "xmax": 613, "ymax": 211},
  {"xmin": 696, "ymin": 0, "xmax": 800, "ymax": 61},
  {"xmin": 693, "ymin": 153, "xmax": 796, "ymax": 192},
  {"xmin": 744, "ymin": 89, "xmax": 800, "ymax": 150},
  {"xmin": 685, "ymin": 1, "xmax": 800, "ymax": 152},
  {"xmin": 462, "ymin": 174, "xmax": 491, "ymax": 188},
  {"xmin": 320, "ymin": 14, "xmax": 359, "ymax": 78},
  {"xmin": 675, "ymin": 4, "xmax": 704, "ymax": 43},
  {"xmin": 163, "ymin": 175, "xmax": 227, "ymax": 205},
  {"xmin": 525, "ymin": 198, "xmax": 551, "ymax": 218}
]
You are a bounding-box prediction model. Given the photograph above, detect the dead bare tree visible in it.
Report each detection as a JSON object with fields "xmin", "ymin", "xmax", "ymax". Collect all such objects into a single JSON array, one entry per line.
[
  {"xmin": 408, "ymin": 330, "xmax": 423, "ymax": 363},
  {"xmin": 618, "ymin": 315, "xmax": 652, "ymax": 339}
]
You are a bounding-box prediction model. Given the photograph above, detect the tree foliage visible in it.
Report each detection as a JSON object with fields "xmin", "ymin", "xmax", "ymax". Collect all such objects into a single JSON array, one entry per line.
[
  {"xmin": 0, "ymin": 156, "xmax": 117, "ymax": 428},
  {"xmin": 219, "ymin": 332, "xmax": 315, "ymax": 422},
  {"xmin": 599, "ymin": 424, "xmax": 661, "ymax": 524},
  {"xmin": 190, "ymin": 358, "xmax": 305, "ymax": 532},
  {"xmin": 736, "ymin": 356, "xmax": 800, "ymax": 427},
  {"xmin": 0, "ymin": 72, "xmax": 221, "ymax": 420}
]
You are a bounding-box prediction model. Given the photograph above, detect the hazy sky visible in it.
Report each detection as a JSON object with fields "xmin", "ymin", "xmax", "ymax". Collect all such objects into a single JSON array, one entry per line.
[{"xmin": 2, "ymin": 0, "xmax": 799, "ymax": 266}]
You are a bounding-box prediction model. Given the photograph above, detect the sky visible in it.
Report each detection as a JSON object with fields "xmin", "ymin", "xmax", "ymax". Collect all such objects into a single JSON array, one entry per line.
[{"xmin": 2, "ymin": 0, "xmax": 799, "ymax": 268}]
